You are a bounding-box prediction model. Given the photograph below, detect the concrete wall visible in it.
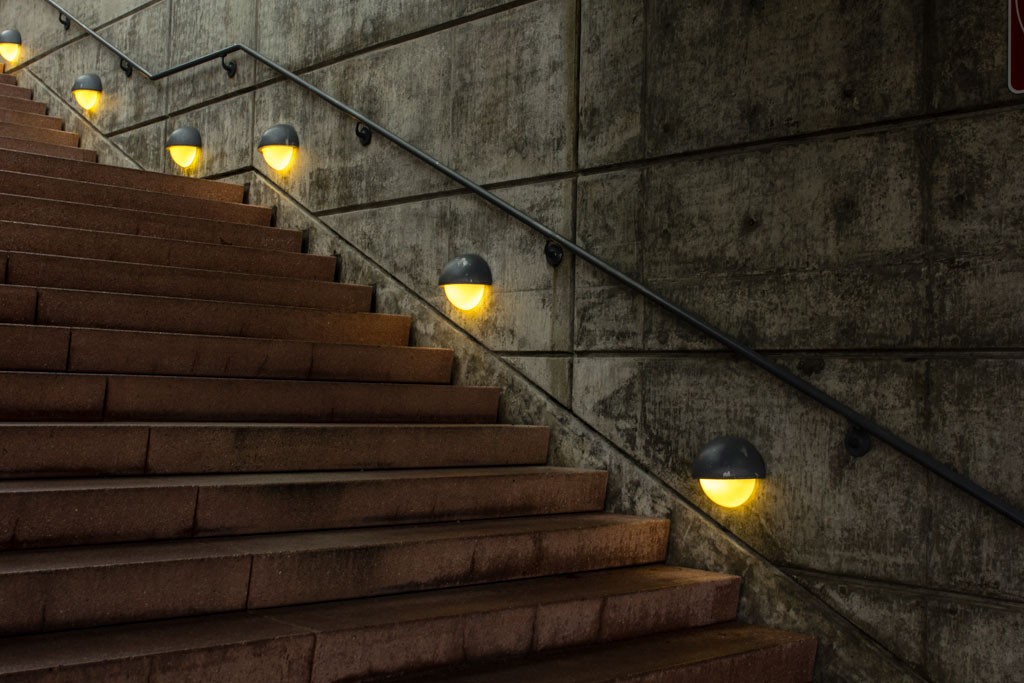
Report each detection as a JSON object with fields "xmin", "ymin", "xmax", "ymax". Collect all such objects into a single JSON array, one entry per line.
[{"xmin": 3, "ymin": 0, "xmax": 1022, "ymax": 680}]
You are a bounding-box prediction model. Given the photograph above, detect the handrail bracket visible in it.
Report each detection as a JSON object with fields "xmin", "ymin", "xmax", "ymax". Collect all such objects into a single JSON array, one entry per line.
[
  {"xmin": 58, "ymin": 11, "xmax": 70, "ymax": 30},
  {"xmin": 845, "ymin": 426, "xmax": 872, "ymax": 458},
  {"xmin": 355, "ymin": 122, "xmax": 372, "ymax": 146},
  {"xmin": 220, "ymin": 54, "xmax": 237, "ymax": 78}
]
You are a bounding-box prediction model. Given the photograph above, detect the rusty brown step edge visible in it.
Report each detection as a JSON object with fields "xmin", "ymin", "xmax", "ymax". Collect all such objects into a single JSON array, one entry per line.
[
  {"xmin": 0, "ymin": 169, "xmax": 272, "ymax": 225},
  {"xmin": 395, "ymin": 623, "xmax": 817, "ymax": 683},
  {"xmin": 0, "ymin": 135, "xmax": 96, "ymax": 161},
  {"xmin": 0, "ymin": 566, "xmax": 739, "ymax": 682},
  {"xmin": 0, "ymin": 514, "xmax": 670, "ymax": 635},
  {"xmin": 0, "ymin": 221, "xmax": 335, "ymax": 281},
  {"xmin": 0, "ymin": 372, "xmax": 499, "ymax": 423},
  {"xmin": 0, "ymin": 194, "xmax": 301, "ymax": 251},
  {"xmin": 0, "ymin": 423, "xmax": 551, "ymax": 478},
  {"xmin": 0, "ymin": 108, "xmax": 62, "ymax": 130},
  {"xmin": 0, "ymin": 467, "xmax": 609, "ymax": 549},
  {"xmin": 0, "ymin": 324, "xmax": 452, "ymax": 383},
  {"xmin": 0, "ymin": 284, "xmax": 410, "ymax": 345},
  {"xmin": 3, "ymin": 251, "xmax": 369, "ymax": 312},
  {"xmin": 0, "ymin": 94, "xmax": 49, "ymax": 115},
  {"xmin": 0, "ymin": 121, "xmax": 78, "ymax": 147},
  {"xmin": 0, "ymin": 148, "xmax": 242, "ymax": 202}
]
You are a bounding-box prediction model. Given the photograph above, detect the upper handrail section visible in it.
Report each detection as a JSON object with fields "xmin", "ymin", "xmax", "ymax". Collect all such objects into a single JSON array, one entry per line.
[{"xmin": 34, "ymin": 0, "xmax": 1024, "ymax": 528}]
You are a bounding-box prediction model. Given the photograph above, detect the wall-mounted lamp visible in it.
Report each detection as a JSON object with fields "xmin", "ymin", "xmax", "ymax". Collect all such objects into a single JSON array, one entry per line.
[
  {"xmin": 166, "ymin": 126, "xmax": 202, "ymax": 169},
  {"xmin": 439, "ymin": 254, "xmax": 492, "ymax": 311},
  {"xmin": 71, "ymin": 73, "xmax": 103, "ymax": 111},
  {"xmin": 0, "ymin": 29, "xmax": 22, "ymax": 63},
  {"xmin": 692, "ymin": 436, "xmax": 766, "ymax": 508},
  {"xmin": 258, "ymin": 123, "xmax": 299, "ymax": 171}
]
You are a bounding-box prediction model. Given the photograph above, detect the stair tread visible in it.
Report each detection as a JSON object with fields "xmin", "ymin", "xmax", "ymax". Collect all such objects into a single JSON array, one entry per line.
[
  {"xmin": 0, "ymin": 193, "xmax": 302, "ymax": 252},
  {"xmin": 0, "ymin": 121, "xmax": 79, "ymax": 146},
  {"xmin": 0, "ymin": 323, "xmax": 453, "ymax": 382},
  {"xmin": 0, "ymin": 371, "xmax": 499, "ymax": 423},
  {"xmin": 0, "ymin": 566, "xmax": 738, "ymax": 676},
  {"xmin": 0, "ymin": 423, "xmax": 551, "ymax": 477},
  {"xmin": 2, "ymin": 250, "xmax": 371, "ymax": 312},
  {"xmin": 0, "ymin": 467, "xmax": 608, "ymax": 548},
  {"xmin": 395, "ymin": 623, "xmax": 816, "ymax": 682},
  {"xmin": 0, "ymin": 135, "xmax": 97, "ymax": 161},
  {"xmin": 0, "ymin": 83, "xmax": 32, "ymax": 99},
  {"xmin": 0, "ymin": 108, "xmax": 63, "ymax": 129},
  {"xmin": 0, "ymin": 220, "xmax": 336, "ymax": 281},
  {"xmin": 0, "ymin": 514, "xmax": 669, "ymax": 634},
  {"xmin": 0, "ymin": 513, "xmax": 661, "ymax": 573},
  {"xmin": 0, "ymin": 169, "xmax": 272, "ymax": 224},
  {"xmin": 0, "ymin": 148, "xmax": 242, "ymax": 201},
  {"xmin": 1, "ymin": 283, "xmax": 412, "ymax": 345},
  {"xmin": 0, "ymin": 94, "xmax": 49, "ymax": 114}
]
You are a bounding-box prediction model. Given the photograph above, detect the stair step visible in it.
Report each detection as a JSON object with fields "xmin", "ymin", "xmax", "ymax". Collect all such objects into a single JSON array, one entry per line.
[
  {"xmin": 0, "ymin": 284, "xmax": 411, "ymax": 344},
  {"xmin": 0, "ymin": 121, "xmax": 78, "ymax": 147},
  {"xmin": 0, "ymin": 372, "xmax": 499, "ymax": 422},
  {"xmin": 2, "ymin": 251, "xmax": 369, "ymax": 311},
  {"xmin": 0, "ymin": 83, "xmax": 31, "ymax": 99},
  {"xmin": 0, "ymin": 194, "xmax": 301, "ymax": 251},
  {"xmin": 395, "ymin": 623, "xmax": 816, "ymax": 683},
  {"xmin": 0, "ymin": 324, "xmax": 453, "ymax": 382},
  {"xmin": 0, "ymin": 135, "xmax": 96, "ymax": 161},
  {"xmin": 0, "ymin": 513, "xmax": 669, "ymax": 635},
  {"xmin": 0, "ymin": 72, "xmax": 15, "ymax": 86},
  {"xmin": 0, "ymin": 423, "xmax": 551, "ymax": 478},
  {"xmin": 0, "ymin": 94, "xmax": 48, "ymax": 115},
  {"xmin": 0, "ymin": 148, "xmax": 242, "ymax": 202},
  {"xmin": 0, "ymin": 467, "xmax": 607, "ymax": 549},
  {"xmin": 0, "ymin": 566, "xmax": 738, "ymax": 681},
  {"xmin": 0, "ymin": 107, "xmax": 62, "ymax": 130},
  {"xmin": 0, "ymin": 221, "xmax": 335, "ymax": 281},
  {"xmin": 0, "ymin": 170, "xmax": 271, "ymax": 224}
]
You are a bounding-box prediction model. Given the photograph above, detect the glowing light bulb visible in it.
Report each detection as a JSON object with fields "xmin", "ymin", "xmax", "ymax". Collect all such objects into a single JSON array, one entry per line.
[
  {"xmin": 0, "ymin": 43, "xmax": 19, "ymax": 63},
  {"xmin": 167, "ymin": 145, "xmax": 199, "ymax": 168},
  {"xmin": 443, "ymin": 283, "xmax": 487, "ymax": 311},
  {"xmin": 73, "ymin": 89, "xmax": 100, "ymax": 110},
  {"xmin": 260, "ymin": 144, "xmax": 295, "ymax": 171},
  {"xmin": 698, "ymin": 478, "xmax": 758, "ymax": 508},
  {"xmin": 71, "ymin": 74, "xmax": 103, "ymax": 112}
]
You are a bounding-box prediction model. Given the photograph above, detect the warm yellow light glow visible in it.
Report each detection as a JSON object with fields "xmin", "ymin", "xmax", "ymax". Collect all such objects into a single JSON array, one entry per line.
[
  {"xmin": 73, "ymin": 89, "xmax": 101, "ymax": 111},
  {"xmin": 699, "ymin": 478, "xmax": 757, "ymax": 508},
  {"xmin": 167, "ymin": 145, "xmax": 199, "ymax": 168},
  {"xmin": 260, "ymin": 144, "xmax": 295, "ymax": 171},
  {"xmin": 0, "ymin": 43, "xmax": 19, "ymax": 63},
  {"xmin": 443, "ymin": 283, "xmax": 487, "ymax": 311}
]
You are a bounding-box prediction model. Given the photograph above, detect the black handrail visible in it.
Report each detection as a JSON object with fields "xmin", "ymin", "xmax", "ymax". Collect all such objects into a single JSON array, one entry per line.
[{"xmin": 33, "ymin": 0, "xmax": 1024, "ymax": 528}]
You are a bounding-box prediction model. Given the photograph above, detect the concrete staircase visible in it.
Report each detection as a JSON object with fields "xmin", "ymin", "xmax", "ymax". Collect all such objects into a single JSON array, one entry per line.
[{"xmin": 0, "ymin": 62, "xmax": 816, "ymax": 682}]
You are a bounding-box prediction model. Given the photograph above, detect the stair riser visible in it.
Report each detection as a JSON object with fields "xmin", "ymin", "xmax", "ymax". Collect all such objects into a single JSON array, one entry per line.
[
  {"xmin": 0, "ymin": 518, "xmax": 670, "ymax": 634},
  {"xmin": 0, "ymin": 424, "xmax": 550, "ymax": 478},
  {"xmin": 0, "ymin": 136, "xmax": 96, "ymax": 161},
  {"xmin": 0, "ymin": 471, "xmax": 608, "ymax": 549},
  {"xmin": 3, "ymin": 252, "xmax": 371, "ymax": 312},
  {"xmin": 0, "ymin": 285, "xmax": 408, "ymax": 344},
  {"xmin": 0, "ymin": 95, "xmax": 48, "ymax": 114},
  {"xmin": 0, "ymin": 373, "xmax": 497, "ymax": 423},
  {"xmin": 0, "ymin": 83, "xmax": 31, "ymax": 100},
  {"xmin": 0, "ymin": 108, "xmax": 62, "ymax": 130},
  {"xmin": 309, "ymin": 581, "xmax": 742, "ymax": 682},
  {"xmin": 0, "ymin": 324, "xmax": 451, "ymax": 383},
  {"xmin": 0, "ymin": 570, "xmax": 741, "ymax": 683},
  {"xmin": 0, "ymin": 122, "xmax": 78, "ymax": 147},
  {"xmin": 0, "ymin": 149, "xmax": 244, "ymax": 202},
  {"xmin": 0, "ymin": 170, "xmax": 272, "ymax": 224},
  {"xmin": 0, "ymin": 221, "xmax": 335, "ymax": 281},
  {"xmin": 0, "ymin": 73, "xmax": 16, "ymax": 86},
  {"xmin": 0, "ymin": 195, "xmax": 302, "ymax": 252}
]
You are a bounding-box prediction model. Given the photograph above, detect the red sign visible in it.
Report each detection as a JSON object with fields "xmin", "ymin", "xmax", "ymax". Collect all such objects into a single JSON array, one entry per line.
[{"xmin": 1011, "ymin": 0, "xmax": 1024, "ymax": 92}]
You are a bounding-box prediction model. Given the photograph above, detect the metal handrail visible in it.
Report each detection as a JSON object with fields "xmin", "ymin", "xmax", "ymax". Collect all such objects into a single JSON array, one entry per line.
[{"xmin": 34, "ymin": 0, "xmax": 1024, "ymax": 527}]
